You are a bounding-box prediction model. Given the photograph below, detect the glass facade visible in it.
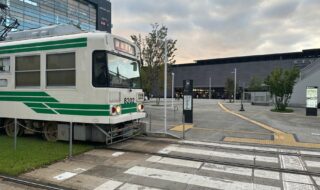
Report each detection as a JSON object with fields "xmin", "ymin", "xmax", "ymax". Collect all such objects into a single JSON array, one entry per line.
[{"xmin": 6, "ymin": 0, "xmax": 97, "ymax": 31}]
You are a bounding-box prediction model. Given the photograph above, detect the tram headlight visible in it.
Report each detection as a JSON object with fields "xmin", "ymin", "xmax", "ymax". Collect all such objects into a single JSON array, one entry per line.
[
  {"xmin": 116, "ymin": 105, "xmax": 121, "ymax": 114},
  {"xmin": 137, "ymin": 104, "xmax": 144, "ymax": 112},
  {"xmin": 111, "ymin": 105, "xmax": 121, "ymax": 115}
]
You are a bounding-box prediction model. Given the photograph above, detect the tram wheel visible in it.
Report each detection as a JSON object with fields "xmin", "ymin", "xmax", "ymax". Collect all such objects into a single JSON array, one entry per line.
[
  {"xmin": 43, "ymin": 122, "xmax": 58, "ymax": 142},
  {"xmin": 4, "ymin": 119, "xmax": 24, "ymax": 137}
]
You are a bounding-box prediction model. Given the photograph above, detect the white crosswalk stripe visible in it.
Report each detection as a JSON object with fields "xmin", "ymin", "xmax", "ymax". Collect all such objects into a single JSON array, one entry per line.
[
  {"xmin": 202, "ymin": 163, "xmax": 252, "ymax": 176},
  {"xmin": 159, "ymin": 145, "xmax": 278, "ymax": 163},
  {"xmin": 282, "ymin": 173, "xmax": 313, "ymax": 185},
  {"xmin": 313, "ymin": 176, "xmax": 320, "ymax": 186},
  {"xmin": 94, "ymin": 180, "xmax": 162, "ymax": 190},
  {"xmin": 254, "ymin": 169, "xmax": 280, "ymax": 180},
  {"xmin": 181, "ymin": 140, "xmax": 278, "ymax": 152},
  {"xmin": 146, "ymin": 156, "xmax": 202, "ymax": 168},
  {"xmin": 146, "ymin": 155, "xmax": 284, "ymax": 181},
  {"xmin": 181, "ymin": 140, "xmax": 320, "ymax": 157},
  {"xmin": 125, "ymin": 166, "xmax": 281, "ymax": 190},
  {"xmin": 305, "ymin": 160, "xmax": 320, "ymax": 168},
  {"xmin": 283, "ymin": 182, "xmax": 316, "ymax": 190},
  {"xmin": 279, "ymin": 155, "xmax": 306, "ymax": 171}
]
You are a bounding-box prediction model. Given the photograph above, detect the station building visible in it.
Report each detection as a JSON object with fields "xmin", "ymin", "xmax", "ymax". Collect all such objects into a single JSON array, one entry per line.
[
  {"xmin": 172, "ymin": 49, "xmax": 320, "ymax": 100},
  {"xmin": 2, "ymin": 0, "xmax": 111, "ymax": 32}
]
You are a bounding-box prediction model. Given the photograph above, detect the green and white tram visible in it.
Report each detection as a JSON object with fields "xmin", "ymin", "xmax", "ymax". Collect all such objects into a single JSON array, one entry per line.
[{"xmin": 0, "ymin": 25, "xmax": 146, "ymax": 143}]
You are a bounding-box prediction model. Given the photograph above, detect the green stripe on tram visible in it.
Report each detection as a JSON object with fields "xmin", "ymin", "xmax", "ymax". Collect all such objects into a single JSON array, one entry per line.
[
  {"xmin": 0, "ymin": 96, "xmax": 58, "ymax": 102},
  {"xmin": 0, "ymin": 91, "xmax": 49, "ymax": 97},
  {"xmin": 55, "ymin": 109, "xmax": 110, "ymax": 116},
  {"xmin": 0, "ymin": 90, "xmax": 139, "ymax": 116},
  {"xmin": 24, "ymin": 103, "xmax": 47, "ymax": 108},
  {"xmin": 121, "ymin": 103, "xmax": 137, "ymax": 109},
  {"xmin": 46, "ymin": 103, "xmax": 110, "ymax": 110},
  {"xmin": 0, "ymin": 37, "xmax": 87, "ymax": 54},
  {"xmin": 32, "ymin": 108, "xmax": 56, "ymax": 114},
  {"xmin": 122, "ymin": 108, "xmax": 137, "ymax": 114}
]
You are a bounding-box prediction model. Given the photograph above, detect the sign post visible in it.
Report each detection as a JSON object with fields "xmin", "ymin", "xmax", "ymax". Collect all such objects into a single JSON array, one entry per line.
[
  {"xmin": 306, "ymin": 86, "xmax": 318, "ymax": 116},
  {"xmin": 183, "ymin": 80, "xmax": 193, "ymax": 123}
]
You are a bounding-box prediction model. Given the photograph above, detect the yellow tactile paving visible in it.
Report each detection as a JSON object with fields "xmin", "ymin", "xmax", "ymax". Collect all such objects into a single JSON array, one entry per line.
[
  {"xmin": 218, "ymin": 102, "xmax": 320, "ymax": 149},
  {"xmin": 192, "ymin": 127, "xmax": 271, "ymax": 135},
  {"xmin": 170, "ymin": 124, "xmax": 193, "ymax": 132}
]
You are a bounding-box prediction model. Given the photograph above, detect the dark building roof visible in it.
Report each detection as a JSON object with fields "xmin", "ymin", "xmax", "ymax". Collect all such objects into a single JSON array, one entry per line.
[
  {"xmin": 173, "ymin": 48, "xmax": 320, "ymax": 67},
  {"xmin": 172, "ymin": 49, "xmax": 318, "ymax": 89}
]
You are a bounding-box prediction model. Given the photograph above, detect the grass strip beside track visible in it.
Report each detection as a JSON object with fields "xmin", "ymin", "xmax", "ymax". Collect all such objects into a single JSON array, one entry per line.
[{"xmin": 0, "ymin": 135, "xmax": 93, "ymax": 176}]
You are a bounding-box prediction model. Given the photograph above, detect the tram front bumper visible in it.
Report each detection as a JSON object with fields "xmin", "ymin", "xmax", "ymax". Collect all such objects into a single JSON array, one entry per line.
[{"xmin": 109, "ymin": 112, "xmax": 146, "ymax": 124}]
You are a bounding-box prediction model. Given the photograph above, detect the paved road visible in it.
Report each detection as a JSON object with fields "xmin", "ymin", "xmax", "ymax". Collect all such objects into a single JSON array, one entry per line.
[
  {"xmin": 143, "ymin": 99, "xmax": 320, "ymax": 145},
  {"xmin": 20, "ymin": 138, "xmax": 320, "ymax": 190}
]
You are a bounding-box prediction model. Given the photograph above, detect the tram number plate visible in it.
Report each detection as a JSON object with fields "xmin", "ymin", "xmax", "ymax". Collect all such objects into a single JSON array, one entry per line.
[{"xmin": 124, "ymin": 98, "xmax": 135, "ymax": 104}]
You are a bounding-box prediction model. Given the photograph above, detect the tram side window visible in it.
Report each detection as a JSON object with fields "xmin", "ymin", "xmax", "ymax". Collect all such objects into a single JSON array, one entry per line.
[
  {"xmin": 46, "ymin": 52, "xmax": 75, "ymax": 87},
  {"xmin": 0, "ymin": 57, "xmax": 10, "ymax": 72},
  {"xmin": 15, "ymin": 55, "xmax": 40, "ymax": 87},
  {"xmin": 92, "ymin": 51, "xmax": 108, "ymax": 87}
]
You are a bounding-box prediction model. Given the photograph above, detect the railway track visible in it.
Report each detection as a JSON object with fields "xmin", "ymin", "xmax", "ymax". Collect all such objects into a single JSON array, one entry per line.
[
  {"xmin": 0, "ymin": 174, "xmax": 73, "ymax": 190},
  {"xmin": 99, "ymin": 137, "xmax": 320, "ymax": 177}
]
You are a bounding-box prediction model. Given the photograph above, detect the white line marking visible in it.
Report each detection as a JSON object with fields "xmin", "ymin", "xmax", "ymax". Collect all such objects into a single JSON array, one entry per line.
[
  {"xmin": 279, "ymin": 149, "xmax": 299, "ymax": 154},
  {"xmin": 311, "ymin": 133, "xmax": 320, "ymax": 136},
  {"xmin": 118, "ymin": 183, "xmax": 162, "ymax": 190},
  {"xmin": 255, "ymin": 155, "xmax": 278, "ymax": 163},
  {"xmin": 313, "ymin": 176, "xmax": 320, "ymax": 186},
  {"xmin": 254, "ymin": 169, "xmax": 280, "ymax": 180},
  {"xmin": 94, "ymin": 180, "xmax": 123, "ymax": 190},
  {"xmin": 305, "ymin": 160, "xmax": 320, "ymax": 168},
  {"xmin": 279, "ymin": 155, "xmax": 306, "ymax": 171},
  {"xmin": 125, "ymin": 166, "xmax": 281, "ymax": 190},
  {"xmin": 202, "ymin": 163, "xmax": 252, "ymax": 176},
  {"xmin": 53, "ymin": 172, "xmax": 77, "ymax": 181},
  {"xmin": 283, "ymin": 182, "xmax": 316, "ymax": 190},
  {"xmin": 74, "ymin": 168, "xmax": 86, "ymax": 172},
  {"xmin": 282, "ymin": 173, "xmax": 313, "ymax": 184},
  {"xmin": 159, "ymin": 145, "xmax": 278, "ymax": 163},
  {"xmin": 300, "ymin": 151, "xmax": 320, "ymax": 156},
  {"xmin": 146, "ymin": 156, "xmax": 202, "ymax": 169},
  {"xmin": 112, "ymin": 152, "xmax": 125, "ymax": 157},
  {"xmin": 181, "ymin": 140, "xmax": 278, "ymax": 152}
]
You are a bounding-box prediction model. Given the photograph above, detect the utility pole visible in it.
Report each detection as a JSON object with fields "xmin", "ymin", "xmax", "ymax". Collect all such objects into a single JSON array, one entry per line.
[
  {"xmin": 209, "ymin": 77, "xmax": 212, "ymax": 99},
  {"xmin": 234, "ymin": 68, "xmax": 237, "ymax": 103},
  {"xmin": 172, "ymin": 72, "xmax": 175, "ymax": 108},
  {"xmin": 164, "ymin": 39, "xmax": 168, "ymax": 134}
]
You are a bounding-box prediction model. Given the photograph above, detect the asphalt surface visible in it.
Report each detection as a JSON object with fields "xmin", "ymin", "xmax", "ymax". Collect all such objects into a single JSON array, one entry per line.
[{"xmin": 143, "ymin": 99, "xmax": 320, "ymax": 144}]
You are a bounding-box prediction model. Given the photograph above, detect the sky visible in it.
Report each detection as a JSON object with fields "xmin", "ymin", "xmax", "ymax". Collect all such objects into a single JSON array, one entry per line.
[{"xmin": 111, "ymin": 0, "xmax": 320, "ymax": 64}]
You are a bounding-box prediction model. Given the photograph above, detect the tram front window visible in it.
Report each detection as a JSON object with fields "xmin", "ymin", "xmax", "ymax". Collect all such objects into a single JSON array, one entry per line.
[{"xmin": 107, "ymin": 54, "xmax": 141, "ymax": 89}]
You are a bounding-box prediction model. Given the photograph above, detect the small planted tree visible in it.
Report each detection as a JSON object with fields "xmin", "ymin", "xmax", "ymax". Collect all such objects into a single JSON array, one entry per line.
[
  {"xmin": 248, "ymin": 76, "xmax": 264, "ymax": 91},
  {"xmin": 265, "ymin": 67, "xmax": 300, "ymax": 112},
  {"xmin": 131, "ymin": 23, "xmax": 177, "ymax": 105},
  {"xmin": 225, "ymin": 78, "xmax": 235, "ymax": 102}
]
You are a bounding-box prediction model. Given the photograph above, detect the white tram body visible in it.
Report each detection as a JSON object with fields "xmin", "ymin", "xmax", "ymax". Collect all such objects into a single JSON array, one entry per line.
[{"xmin": 0, "ymin": 25, "xmax": 145, "ymax": 143}]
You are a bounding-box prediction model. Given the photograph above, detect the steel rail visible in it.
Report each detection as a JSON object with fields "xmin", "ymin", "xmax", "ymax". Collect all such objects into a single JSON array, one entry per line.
[{"xmin": 0, "ymin": 174, "xmax": 73, "ymax": 190}]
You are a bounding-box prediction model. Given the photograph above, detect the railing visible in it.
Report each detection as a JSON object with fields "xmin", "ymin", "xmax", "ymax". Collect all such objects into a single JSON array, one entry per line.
[{"xmin": 300, "ymin": 58, "xmax": 320, "ymax": 80}]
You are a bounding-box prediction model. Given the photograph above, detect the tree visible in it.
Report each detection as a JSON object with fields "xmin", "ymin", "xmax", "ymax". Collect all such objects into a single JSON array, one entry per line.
[
  {"xmin": 131, "ymin": 23, "xmax": 177, "ymax": 104},
  {"xmin": 248, "ymin": 76, "xmax": 264, "ymax": 91},
  {"xmin": 225, "ymin": 78, "xmax": 235, "ymax": 102},
  {"xmin": 265, "ymin": 67, "xmax": 300, "ymax": 112}
]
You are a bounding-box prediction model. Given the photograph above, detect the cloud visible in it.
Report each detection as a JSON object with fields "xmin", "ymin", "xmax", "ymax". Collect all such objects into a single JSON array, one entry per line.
[{"xmin": 111, "ymin": 0, "xmax": 320, "ymax": 63}]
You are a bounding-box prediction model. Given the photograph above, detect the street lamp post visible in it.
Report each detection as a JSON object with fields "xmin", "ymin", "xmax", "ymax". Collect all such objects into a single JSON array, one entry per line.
[
  {"xmin": 231, "ymin": 68, "xmax": 237, "ymax": 102},
  {"xmin": 234, "ymin": 68, "xmax": 237, "ymax": 103},
  {"xmin": 164, "ymin": 39, "xmax": 168, "ymax": 134},
  {"xmin": 209, "ymin": 77, "xmax": 211, "ymax": 99},
  {"xmin": 172, "ymin": 72, "xmax": 175, "ymax": 108},
  {"xmin": 240, "ymin": 83, "xmax": 245, "ymax": 111}
]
